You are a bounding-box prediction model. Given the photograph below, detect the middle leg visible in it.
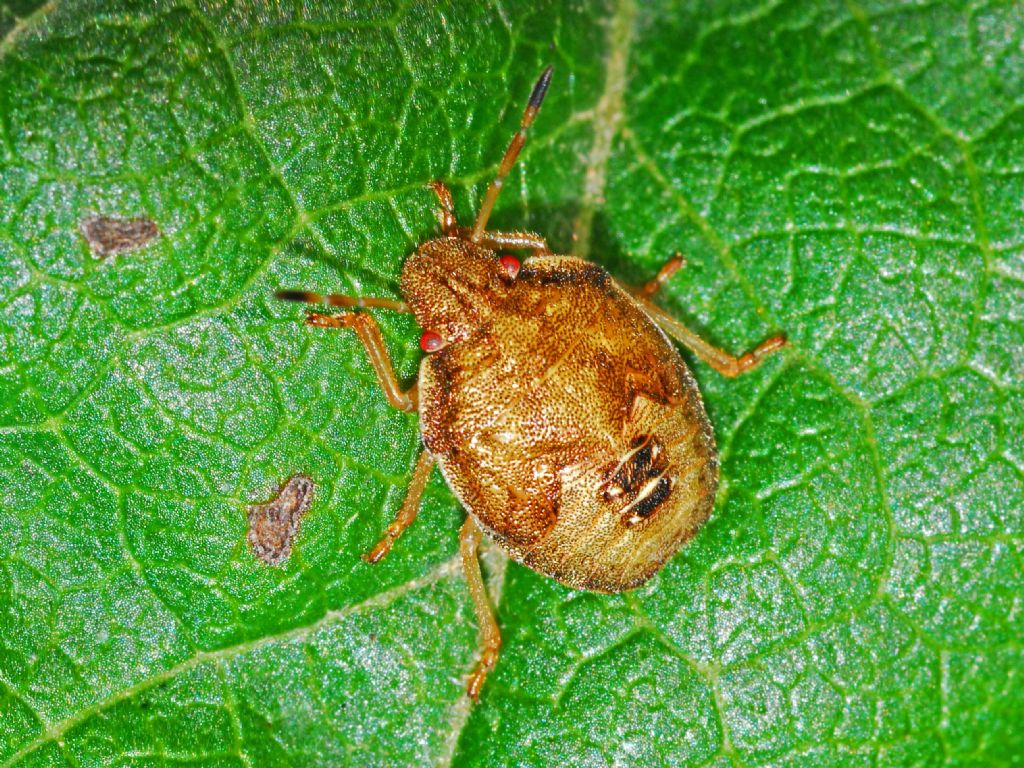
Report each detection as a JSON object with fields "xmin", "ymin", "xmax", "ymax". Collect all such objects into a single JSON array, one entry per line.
[
  {"xmin": 363, "ymin": 448, "xmax": 435, "ymax": 563},
  {"xmin": 460, "ymin": 516, "xmax": 502, "ymax": 701}
]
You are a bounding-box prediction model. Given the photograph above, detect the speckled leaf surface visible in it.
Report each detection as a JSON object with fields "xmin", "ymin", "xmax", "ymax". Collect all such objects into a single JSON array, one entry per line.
[{"xmin": 0, "ymin": 1, "xmax": 1021, "ymax": 766}]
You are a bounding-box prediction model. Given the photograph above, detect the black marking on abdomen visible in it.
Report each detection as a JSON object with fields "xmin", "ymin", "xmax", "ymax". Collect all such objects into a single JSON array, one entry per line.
[
  {"xmin": 625, "ymin": 475, "xmax": 674, "ymax": 525},
  {"xmin": 602, "ymin": 435, "xmax": 666, "ymax": 501},
  {"xmin": 601, "ymin": 435, "xmax": 676, "ymax": 525}
]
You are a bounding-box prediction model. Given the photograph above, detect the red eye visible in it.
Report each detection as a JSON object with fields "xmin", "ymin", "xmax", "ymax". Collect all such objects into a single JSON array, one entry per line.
[
  {"xmin": 500, "ymin": 254, "xmax": 520, "ymax": 279},
  {"xmin": 419, "ymin": 331, "xmax": 444, "ymax": 353}
]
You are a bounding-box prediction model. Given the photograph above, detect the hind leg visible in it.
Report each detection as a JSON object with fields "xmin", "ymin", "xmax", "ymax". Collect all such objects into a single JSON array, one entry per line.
[{"xmin": 633, "ymin": 254, "xmax": 787, "ymax": 378}]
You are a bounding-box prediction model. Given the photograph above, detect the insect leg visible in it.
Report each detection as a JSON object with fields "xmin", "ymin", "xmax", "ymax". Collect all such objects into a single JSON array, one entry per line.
[
  {"xmin": 470, "ymin": 66, "xmax": 553, "ymax": 242},
  {"xmin": 426, "ymin": 181, "xmax": 458, "ymax": 235},
  {"xmin": 460, "ymin": 516, "xmax": 502, "ymax": 701},
  {"xmin": 426, "ymin": 180, "xmax": 549, "ymax": 252},
  {"xmin": 303, "ymin": 311, "xmax": 419, "ymax": 412},
  {"xmin": 276, "ymin": 290, "xmax": 410, "ymax": 313},
  {"xmin": 636, "ymin": 253, "xmax": 686, "ymax": 298},
  {"xmin": 636, "ymin": 297, "xmax": 788, "ymax": 378},
  {"xmin": 363, "ymin": 448, "xmax": 435, "ymax": 563}
]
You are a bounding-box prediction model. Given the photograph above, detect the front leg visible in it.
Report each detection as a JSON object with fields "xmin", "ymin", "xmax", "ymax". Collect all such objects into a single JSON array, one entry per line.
[
  {"xmin": 636, "ymin": 253, "xmax": 686, "ymax": 298},
  {"xmin": 305, "ymin": 312, "xmax": 418, "ymax": 412},
  {"xmin": 470, "ymin": 229, "xmax": 550, "ymax": 254},
  {"xmin": 634, "ymin": 298, "xmax": 787, "ymax": 378},
  {"xmin": 632, "ymin": 254, "xmax": 787, "ymax": 378},
  {"xmin": 426, "ymin": 180, "xmax": 549, "ymax": 254}
]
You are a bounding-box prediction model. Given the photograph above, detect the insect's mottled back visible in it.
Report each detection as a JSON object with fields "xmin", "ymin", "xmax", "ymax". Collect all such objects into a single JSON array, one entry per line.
[{"xmin": 419, "ymin": 254, "xmax": 718, "ymax": 592}]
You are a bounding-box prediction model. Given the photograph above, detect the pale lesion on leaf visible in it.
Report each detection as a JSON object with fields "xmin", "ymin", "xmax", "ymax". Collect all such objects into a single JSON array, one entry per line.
[
  {"xmin": 246, "ymin": 474, "xmax": 315, "ymax": 566},
  {"xmin": 79, "ymin": 214, "xmax": 160, "ymax": 258}
]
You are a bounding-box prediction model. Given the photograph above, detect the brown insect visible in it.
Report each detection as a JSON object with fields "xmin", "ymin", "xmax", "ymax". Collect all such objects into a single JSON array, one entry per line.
[{"xmin": 276, "ymin": 66, "xmax": 786, "ymax": 700}]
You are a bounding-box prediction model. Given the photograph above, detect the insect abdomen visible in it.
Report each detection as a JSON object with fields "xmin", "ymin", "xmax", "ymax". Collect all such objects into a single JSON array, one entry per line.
[{"xmin": 419, "ymin": 254, "xmax": 718, "ymax": 592}]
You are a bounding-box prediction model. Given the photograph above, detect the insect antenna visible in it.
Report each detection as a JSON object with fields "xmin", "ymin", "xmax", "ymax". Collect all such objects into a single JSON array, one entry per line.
[
  {"xmin": 275, "ymin": 290, "xmax": 409, "ymax": 313},
  {"xmin": 469, "ymin": 65, "xmax": 553, "ymax": 243}
]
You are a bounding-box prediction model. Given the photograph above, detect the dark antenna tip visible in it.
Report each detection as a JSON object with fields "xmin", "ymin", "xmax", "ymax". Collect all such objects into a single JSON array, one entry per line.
[
  {"xmin": 529, "ymin": 65, "xmax": 554, "ymax": 110},
  {"xmin": 275, "ymin": 290, "xmax": 311, "ymax": 303}
]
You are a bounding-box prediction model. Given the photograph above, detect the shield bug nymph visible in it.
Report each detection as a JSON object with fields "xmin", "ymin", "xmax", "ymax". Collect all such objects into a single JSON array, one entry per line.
[{"xmin": 277, "ymin": 66, "xmax": 786, "ymax": 701}]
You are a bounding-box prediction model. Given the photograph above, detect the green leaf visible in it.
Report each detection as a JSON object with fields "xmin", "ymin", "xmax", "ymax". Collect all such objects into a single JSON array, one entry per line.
[{"xmin": 1, "ymin": 1, "xmax": 1021, "ymax": 766}]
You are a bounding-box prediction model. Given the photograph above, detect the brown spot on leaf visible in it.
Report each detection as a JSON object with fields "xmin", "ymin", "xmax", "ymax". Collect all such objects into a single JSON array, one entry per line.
[
  {"xmin": 79, "ymin": 215, "xmax": 160, "ymax": 257},
  {"xmin": 246, "ymin": 475, "xmax": 315, "ymax": 566}
]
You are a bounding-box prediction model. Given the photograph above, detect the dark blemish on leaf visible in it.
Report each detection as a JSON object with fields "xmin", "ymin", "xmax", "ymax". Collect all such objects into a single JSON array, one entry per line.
[
  {"xmin": 79, "ymin": 215, "xmax": 160, "ymax": 257},
  {"xmin": 246, "ymin": 475, "xmax": 315, "ymax": 566}
]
